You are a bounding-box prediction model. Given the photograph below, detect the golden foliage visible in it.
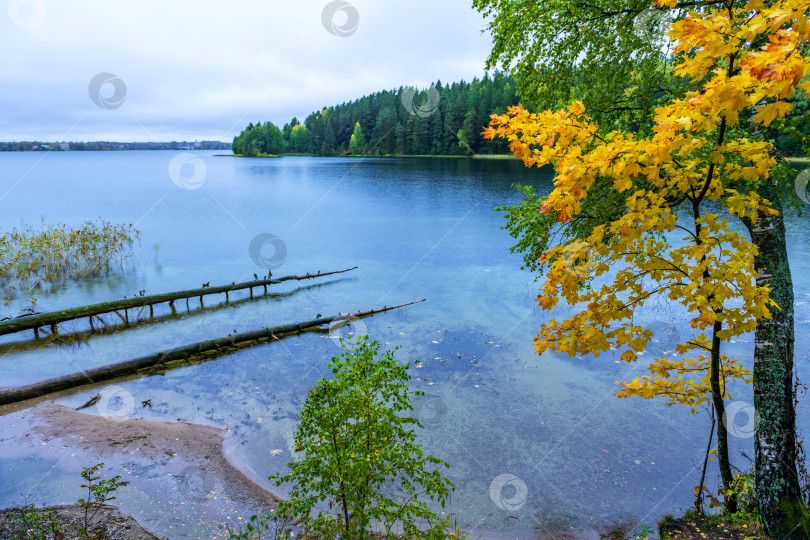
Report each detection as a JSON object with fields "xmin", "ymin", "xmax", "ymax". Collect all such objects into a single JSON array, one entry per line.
[{"xmin": 485, "ymin": 0, "xmax": 808, "ymax": 409}]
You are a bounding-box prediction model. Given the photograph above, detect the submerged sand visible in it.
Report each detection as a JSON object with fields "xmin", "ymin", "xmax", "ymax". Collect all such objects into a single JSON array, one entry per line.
[{"xmin": 0, "ymin": 400, "xmax": 281, "ymax": 539}]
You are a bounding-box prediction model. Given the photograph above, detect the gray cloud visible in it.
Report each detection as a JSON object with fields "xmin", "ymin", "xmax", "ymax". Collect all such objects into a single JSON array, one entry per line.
[{"xmin": 1, "ymin": 0, "xmax": 493, "ymax": 141}]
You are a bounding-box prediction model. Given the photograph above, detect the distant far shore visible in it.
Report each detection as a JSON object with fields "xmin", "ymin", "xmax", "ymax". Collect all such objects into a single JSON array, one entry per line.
[{"xmin": 0, "ymin": 141, "xmax": 231, "ymax": 152}]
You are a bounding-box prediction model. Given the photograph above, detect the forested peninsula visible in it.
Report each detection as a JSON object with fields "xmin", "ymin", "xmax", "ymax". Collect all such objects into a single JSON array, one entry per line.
[{"xmin": 232, "ymin": 73, "xmax": 518, "ymax": 157}]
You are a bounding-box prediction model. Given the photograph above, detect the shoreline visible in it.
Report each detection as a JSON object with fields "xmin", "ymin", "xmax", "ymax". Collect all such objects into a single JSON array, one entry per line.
[
  {"xmin": 0, "ymin": 503, "xmax": 161, "ymax": 539},
  {"xmin": 217, "ymin": 152, "xmax": 518, "ymax": 160},
  {"xmin": 0, "ymin": 400, "xmax": 640, "ymax": 540},
  {"xmin": 219, "ymin": 153, "xmax": 279, "ymax": 158},
  {"xmin": 0, "ymin": 400, "xmax": 763, "ymax": 540},
  {"xmin": 0, "ymin": 401, "xmax": 282, "ymax": 539}
]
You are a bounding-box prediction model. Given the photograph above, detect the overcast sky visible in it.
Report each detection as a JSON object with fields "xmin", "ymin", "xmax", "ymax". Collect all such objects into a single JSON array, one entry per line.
[{"xmin": 1, "ymin": 0, "xmax": 494, "ymax": 142}]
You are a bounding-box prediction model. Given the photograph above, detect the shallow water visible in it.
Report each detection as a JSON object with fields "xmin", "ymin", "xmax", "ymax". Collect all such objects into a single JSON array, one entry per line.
[{"xmin": 1, "ymin": 151, "xmax": 809, "ymax": 537}]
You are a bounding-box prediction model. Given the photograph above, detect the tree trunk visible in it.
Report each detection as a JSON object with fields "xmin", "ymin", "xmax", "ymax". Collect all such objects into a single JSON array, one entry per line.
[
  {"xmin": 696, "ymin": 408, "xmax": 716, "ymax": 513},
  {"xmin": 744, "ymin": 183, "xmax": 808, "ymax": 537},
  {"xmin": 711, "ymin": 320, "xmax": 737, "ymax": 513}
]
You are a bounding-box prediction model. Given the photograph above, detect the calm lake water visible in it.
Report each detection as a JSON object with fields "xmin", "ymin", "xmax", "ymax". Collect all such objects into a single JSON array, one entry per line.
[{"xmin": 1, "ymin": 150, "xmax": 809, "ymax": 538}]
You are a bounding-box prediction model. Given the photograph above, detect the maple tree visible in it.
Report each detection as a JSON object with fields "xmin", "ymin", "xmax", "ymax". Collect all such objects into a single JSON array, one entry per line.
[
  {"xmin": 485, "ymin": 0, "xmax": 809, "ymax": 530},
  {"xmin": 476, "ymin": 0, "xmax": 808, "ymax": 530}
]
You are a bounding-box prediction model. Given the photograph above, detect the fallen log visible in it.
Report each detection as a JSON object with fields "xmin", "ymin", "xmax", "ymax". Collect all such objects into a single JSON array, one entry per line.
[
  {"xmin": 0, "ymin": 267, "xmax": 357, "ymax": 338},
  {"xmin": 0, "ymin": 279, "xmax": 347, "ymax": 355},
  {"xmin": 0, "ymin": 299, "xmax": 424, "ymax": 406}
]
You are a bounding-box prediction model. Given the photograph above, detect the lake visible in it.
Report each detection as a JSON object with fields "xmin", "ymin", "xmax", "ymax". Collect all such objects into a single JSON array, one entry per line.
[{"xmin": 1, "ymin": 150, "xmax": 809, "ymax": 538}]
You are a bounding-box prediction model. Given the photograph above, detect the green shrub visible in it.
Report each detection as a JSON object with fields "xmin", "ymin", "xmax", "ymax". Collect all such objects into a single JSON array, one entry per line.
[{"xmin": 269, "ymin": 336, "xmax": 454, "ymax": 539}]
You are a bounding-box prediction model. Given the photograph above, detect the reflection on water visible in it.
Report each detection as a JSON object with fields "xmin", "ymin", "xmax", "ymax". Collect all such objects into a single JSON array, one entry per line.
[{"xmin": 0, "ymin": 152, "xmax": 808, "ymax": 537}]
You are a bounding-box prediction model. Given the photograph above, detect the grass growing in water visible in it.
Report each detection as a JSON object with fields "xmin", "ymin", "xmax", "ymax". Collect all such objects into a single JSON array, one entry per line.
[{"xmin": 0, "ymin": 218, "xmax": 140, "ymax": 302}]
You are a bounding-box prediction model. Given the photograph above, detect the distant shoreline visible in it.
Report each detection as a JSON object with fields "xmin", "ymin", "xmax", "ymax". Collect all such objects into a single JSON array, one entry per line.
[
  {"xmin": 219, "ymin": 153, "xmax": 807, "ymax": 166},
  {"xmin": 0, "ymin": 141, "xmax": 231, "ymax": 152}
]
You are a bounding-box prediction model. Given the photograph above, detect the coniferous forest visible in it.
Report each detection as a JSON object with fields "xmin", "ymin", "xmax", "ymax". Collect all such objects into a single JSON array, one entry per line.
[{"xmin": 231, "ymin": 73, "xmax": 518, "ymax": 157}]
